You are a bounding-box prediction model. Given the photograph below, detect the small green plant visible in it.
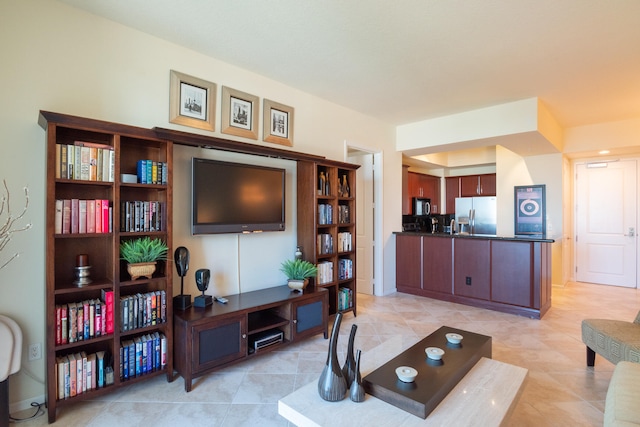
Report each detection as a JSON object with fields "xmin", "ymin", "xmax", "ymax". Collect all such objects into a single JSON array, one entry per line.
[
  {"xmin": 120, "ymin": 237, "xmax": 168, "ymax": 264},
  {"xmin": 280, "ymin": 259, "xmax": 318, "ymax": 280}
]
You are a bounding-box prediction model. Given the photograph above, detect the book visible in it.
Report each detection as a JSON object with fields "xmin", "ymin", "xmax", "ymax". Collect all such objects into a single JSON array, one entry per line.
[
  {"xmin": 68, "ymin": 302, "xmax": 77, "ymax": 343},
  {"xmin": 68, "ymin": 353, "xmax": 77, "ymax": 397},
  {"xmin": 102, "ymin": 200, "xmax": 110, "ymax": 234},
  {"xmin": 95, "ymin": 199, "xmax": 102, "ymax": 233},
  {"xmin": 61, "ymin": 304, "xmax": 68, "ymax": 344},
  {"xmin": 55, "ymin": 305, "xmax": 62, "ymax": 345},
  {"xmin": 60, "ymin": 144, "xmax": 68, "ymax": 179},
  {"xmin": 56, "ymin": 356, "xmax": 67, "ymax": 400},
  {"xmin": 70, "ymin": 199, "xmax": 79, "ymax": 234},
  {"xmin": 86, "ymin": 200, "xmax": 96, "ymax": 233},
  {"xmin": 80, "ymin": 146, "xmax": 90, "ymax": 180},
  {"xmin": 67, "ymin": 144, "xmax": 75, "ymax": 179},
  {"xmin": 87, "ymin": 353, "xmax": 96, "ymax": 390},
  {"xmin": 136, "ymin": 160, "xmax": 147, "ymax": 184},
  {"xmin": 101, "ymin": 290, "xmax": 114, "ymax": 334},
  {"xmin": 62, "ymin": 199, "xmax": 71, "ymax": 234},
  {"xmin": 96, "ymin": 351, "xmax": 105, "ymax": 388},
  {"xmin": 78, "ymin": 200, "xmax": 87, "ymax": 234},
  {"xmin": 89, "ymin": 147, "xmax": 98, "ymax": 181},
  {"xmin": 54, "ymin": 199, "xmax": 63, "ymax": 234}
]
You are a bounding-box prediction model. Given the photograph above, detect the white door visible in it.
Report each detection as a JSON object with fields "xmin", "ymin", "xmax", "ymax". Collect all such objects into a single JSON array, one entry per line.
[
  {"xmin": 348, "ymin": 150, "xmax": 374, "ymax": 295},
  {"xmin": 576, "ymin": 160, "xmax": 637, "ymax": 287}
]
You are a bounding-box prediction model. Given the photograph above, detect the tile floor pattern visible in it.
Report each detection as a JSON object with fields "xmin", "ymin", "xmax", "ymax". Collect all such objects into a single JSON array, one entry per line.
[{"xmin": 15, "ymin": 281, "xmax": 640, "ymax": 426}]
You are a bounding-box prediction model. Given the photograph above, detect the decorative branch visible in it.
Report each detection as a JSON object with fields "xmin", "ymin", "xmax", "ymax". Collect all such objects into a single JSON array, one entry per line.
[{"xmin": 0, "ymin": 179, "xmax": 32, "ymax": 270}]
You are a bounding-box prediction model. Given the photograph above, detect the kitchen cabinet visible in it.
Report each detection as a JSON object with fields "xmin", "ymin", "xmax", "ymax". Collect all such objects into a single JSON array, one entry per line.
[
  {"xmin": 405, "ymin": 172, "xmax": 441, "ymax": 214},
  {"xmin": 394, "ymin": 233, "xmax": 552, "ymax": 319},
  {"xmin": 395, "ymin": 234, "xmax": 422, "ymax": 289},
  {"xmin": 491, "ymin": 240, "xmax": 550, "ymax": 309},
  {"xmin": 460, "ymin": 174, "xmax": 496, "ymax": 197},
  {"xmin": 422, "ymin": 237, "xmax": 453, "ymax": 295},
  {"xmin": 453, "ymin": 238, "xmax": 490, "ymax": 300},
  {"xmin": 445, "ymin": 174, "xmax": 496, "ymax": 213}
]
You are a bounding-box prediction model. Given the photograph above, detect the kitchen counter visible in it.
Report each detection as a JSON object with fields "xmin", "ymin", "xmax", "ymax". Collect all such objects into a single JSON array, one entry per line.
[
  {"xmin": 395, "ymin": 231, "xmax": 554, "ymax": 243},
  {"xmin": 395, "ymin": 232, "xmax": 552, "ymax": 318}
]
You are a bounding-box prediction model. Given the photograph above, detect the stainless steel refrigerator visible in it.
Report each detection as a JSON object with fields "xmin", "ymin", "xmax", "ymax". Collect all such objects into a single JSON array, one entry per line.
[{"xmin": 455, "ymin": 196, "xmax": 497, "ymax": 235}]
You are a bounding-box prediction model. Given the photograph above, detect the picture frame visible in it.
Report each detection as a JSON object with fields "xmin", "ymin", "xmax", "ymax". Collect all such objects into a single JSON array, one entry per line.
[
  {"xmin": 514, "ymin": 184, "xmax": 546, "ymax": 237},
  {"xmin": 169, "ymin": 70, "xmax": 216, "ymax": 131},
  {"xmin": 263, "ymin": 99, "xmax": 294, "ymax": 147},
  {"xmin": 221, "ymin": 86, "xmax": 259, "ymax": 140}
]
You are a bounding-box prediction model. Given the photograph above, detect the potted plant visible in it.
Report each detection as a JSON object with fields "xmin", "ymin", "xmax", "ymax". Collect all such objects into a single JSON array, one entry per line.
[
  {"xmin": 120, "ymin": 236, "xmax": 168, "ymax": 280},
  {"xmin": 280, "ymin": 259, "xmax": 318, "ymax": 291}
]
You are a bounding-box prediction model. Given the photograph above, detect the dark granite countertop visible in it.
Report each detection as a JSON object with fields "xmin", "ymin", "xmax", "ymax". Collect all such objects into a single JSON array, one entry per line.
[{"xmin": 394, "ymin": 231, "xmax": 554, "ymax": 243}]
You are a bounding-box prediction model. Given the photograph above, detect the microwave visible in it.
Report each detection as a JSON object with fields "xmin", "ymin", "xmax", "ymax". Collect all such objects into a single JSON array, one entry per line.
[{"xmin": 413, "ymin": 197, "xmax": 431, "ymax": 216}]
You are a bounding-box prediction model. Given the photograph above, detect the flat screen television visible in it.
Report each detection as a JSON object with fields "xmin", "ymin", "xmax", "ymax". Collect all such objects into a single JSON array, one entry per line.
[{"xmin": 191, "ymin": 157, "xmax": 286, "ymax": 234}]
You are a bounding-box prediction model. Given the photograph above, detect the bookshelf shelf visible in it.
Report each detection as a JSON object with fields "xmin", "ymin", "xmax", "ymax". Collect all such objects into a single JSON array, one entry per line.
[{"xmin": 40, "ymin": 111, "xmax": 174, "ymax": 423}]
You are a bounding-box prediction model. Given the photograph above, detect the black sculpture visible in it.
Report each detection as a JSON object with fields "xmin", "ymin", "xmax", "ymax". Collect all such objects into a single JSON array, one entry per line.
[
  {"xmin": 194, "ymin": 268, "xmax": 213, "ymax": 307},
  {"xmin": 173, "ymin": 246, "xmax": 192, "ymax": 310}
]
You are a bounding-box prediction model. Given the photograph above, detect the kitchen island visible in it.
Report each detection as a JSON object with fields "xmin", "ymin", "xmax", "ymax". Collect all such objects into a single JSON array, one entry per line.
[{"xmin": 395, "ymin": 232, "xmax": 553, "ymax": 319}]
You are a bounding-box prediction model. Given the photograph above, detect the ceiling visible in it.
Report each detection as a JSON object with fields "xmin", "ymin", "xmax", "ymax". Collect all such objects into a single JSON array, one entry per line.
[{"xmin": 59, "ymin": 0, "xmax": 640, "ymax": 159}]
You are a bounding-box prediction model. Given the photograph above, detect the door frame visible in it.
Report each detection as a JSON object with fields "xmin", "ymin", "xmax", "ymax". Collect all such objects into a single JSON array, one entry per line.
[{"xmin": 345, "ymin": 142, "xmax": 384, "ymax": 296}]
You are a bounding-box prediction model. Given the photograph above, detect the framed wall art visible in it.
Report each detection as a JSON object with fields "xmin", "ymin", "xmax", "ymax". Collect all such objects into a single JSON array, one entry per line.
[
  {"xmin": 263, "ymin": 99, "xmax": 294, "ymax": 147},
  {"xmin": 221, "ymin": 86, "xmax": 259, "ymax": 139},
  {"xmin": 169, "ymin": 70, "xmax": 216, "ymax": 131},
  {"xmin": 514, "ymin": 184, "xmax": 546, "ymax": 237}
]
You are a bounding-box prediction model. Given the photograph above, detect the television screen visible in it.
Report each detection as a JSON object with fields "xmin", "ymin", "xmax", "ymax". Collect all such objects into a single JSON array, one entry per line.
[{"xmin": 192, "ymin": 157, "xmax": 286, "ymax": 234}]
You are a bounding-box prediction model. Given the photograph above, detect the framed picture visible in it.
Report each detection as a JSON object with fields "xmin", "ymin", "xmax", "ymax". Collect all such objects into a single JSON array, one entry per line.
[
  {"xmin": 169, "ymin": 70, "xmax": 216, "ymax": 131},
  {"xmin": 514, "ymin": 184, "xmax": 546, "ymax": 237},
  {"xmin": 221, "ymin": 86, "xmax": 259, "ymax": 139},
  {"xmin": 263, "ymin": 99, "xmax": 294, "ymax": 147}
]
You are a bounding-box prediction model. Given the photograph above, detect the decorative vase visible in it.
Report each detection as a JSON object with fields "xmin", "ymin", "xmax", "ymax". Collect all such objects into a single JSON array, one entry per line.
[
  {"xmin": 287, "ymin": 278, "xmax": 309, "ymax": 292},
  {"xmin": 127, "ymin": 262, "xmax": 157, "ymax": 281},
  {"xmin": 317, "ymin": 312, "xmax": 347, "ymax": 401},
  {"xmin": 342, "ymin": 324, "xmax": 358, "ymax": 386},
  {"xmin": 350, "ymin": 349, "xmax": 365, "ymax": 402}
]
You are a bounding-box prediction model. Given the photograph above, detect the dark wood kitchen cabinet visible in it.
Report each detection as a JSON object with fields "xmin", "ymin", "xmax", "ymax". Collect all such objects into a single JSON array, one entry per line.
[
  {"xmin": 453, "ymin": 238, "xmax": 490, "ymax": 300},
  {"xmin": 396, "ymin": 234, "xmax": 422, "ymax": 289},
  {"xmin": 491, "ymin": 240, "xmax": 551, "ymax": 311},
  {"xmin": 460, "ymin": 174, "xmax": 496, "ymax": 197},
  {"xmin": 423, "ymin": 237, "xmax": 453, "ymax": 295},
  {"xmin": 405, "ymin": 172, "xmax": 441, "ymax": 214}
]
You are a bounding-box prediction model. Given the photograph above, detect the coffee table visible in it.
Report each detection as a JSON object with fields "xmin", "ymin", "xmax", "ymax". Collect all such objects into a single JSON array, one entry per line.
[
  {"xmin": 278, "ymin": 332, "xmax": 527, "ymax": 427},
  {"xmin": 363, "ymin": 326, "xmax": 491, "ymax": 418}
]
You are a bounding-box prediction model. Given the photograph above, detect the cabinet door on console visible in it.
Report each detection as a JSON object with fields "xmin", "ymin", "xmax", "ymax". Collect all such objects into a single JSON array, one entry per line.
[
  {"xmin": 422, "ymin": 237, "xmax": 453, "ymax": 295},
  {"xmin": 192, "ymin": 314, "xmax": 247, "ymax": 373},
  {"xmin": 292, "ymin": 293, "xmax": 328, "ymax": 340},
  {"xmin": 396, "ymin": 234, "xmax": 422, "ymax": 290},
  {"xmin": 454, "ymin": 239, "xmax": 490, "ymax": 300},
  {"xmin": 491, "ymin": 241, "xmax": 533, "ymax": 307}
]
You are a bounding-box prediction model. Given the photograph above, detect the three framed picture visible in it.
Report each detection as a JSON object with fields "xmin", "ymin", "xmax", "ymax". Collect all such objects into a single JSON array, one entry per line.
[{"xmin": 169, "ymin": 70, "xmax": 294, "ymax": 146}]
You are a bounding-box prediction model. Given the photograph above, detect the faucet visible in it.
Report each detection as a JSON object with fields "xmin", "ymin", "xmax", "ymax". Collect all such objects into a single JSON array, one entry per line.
[{"xmin": 450, "ymin": 219, "xmax": 455, "ymax": 235}]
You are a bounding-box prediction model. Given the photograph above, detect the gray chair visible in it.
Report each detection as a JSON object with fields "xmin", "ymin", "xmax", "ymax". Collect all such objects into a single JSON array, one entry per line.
[{"xmin": 581, "ymin": 311, "xmax": 640, "ymax": 366}]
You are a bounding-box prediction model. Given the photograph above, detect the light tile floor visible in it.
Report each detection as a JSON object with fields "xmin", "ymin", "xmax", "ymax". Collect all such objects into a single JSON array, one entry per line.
[{"xmin": 16, "ymin": 281, "xmax": 640, "ymax": 426}]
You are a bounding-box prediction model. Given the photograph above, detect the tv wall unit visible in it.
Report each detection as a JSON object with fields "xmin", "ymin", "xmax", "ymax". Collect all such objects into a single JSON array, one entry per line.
[
  {"xmin": 39, "ymin": 111, "xmax": 174, "ymax": 423},
  {"xmin": 38, "ymin": 112, "xmax": 357, "ymax": 421},
  {"xmin": 173, "ymin": 285, "xmax": 328, "ymax": 391}
]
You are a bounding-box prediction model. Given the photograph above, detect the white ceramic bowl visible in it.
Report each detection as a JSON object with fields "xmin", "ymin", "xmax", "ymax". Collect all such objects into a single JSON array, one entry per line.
[
  {"xmin": 395, "ymin": 366, "xmax": 418, "ymax": 382},
  {"xmin": 425, "ymin": 347, "xmax": 445, "ymax": 360},
  {"xmin": 446, "ymin": 333, "xmax": 463, "ymax": 345}
]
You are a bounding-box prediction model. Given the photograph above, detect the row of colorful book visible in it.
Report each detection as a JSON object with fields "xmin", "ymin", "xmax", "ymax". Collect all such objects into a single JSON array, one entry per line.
[
  {"xmin": 55, "ymin": 292, "xmax": 114, "ymax": 345},
  {"xmin": 55, "ymin": 142, "xmax": 114, "ymax": 182},
  {"xmin": 55, "ymin": 350, "xmax": 112, "ymax": 400},
  {"xmin": 317, "ymin": 260, "xmax": 334, "ymax": 285},
  {"xmin": 338, "ymin": 258, "xmax": 354, "ymax": 280},
  {"xmin": 136, "ymin": 159, "xmax": 168, "ymax": 185},
  {"xmin": 120, "ymin": 332, "xmax": 167, "ymax": 380},
  {"xmin": 120, "ymin": 290, "xmax": 166, "ymax": 332},
  {"xmin": 54, "ymin": 199, "xmax": 112, "ymax": 235},
  {"xmin": 119, "ymin": 200, "xmax": 166, "ymax": 233},
  {"xmin": 338, "ymin": 287, "xmax": 354, "ymax": 311}
]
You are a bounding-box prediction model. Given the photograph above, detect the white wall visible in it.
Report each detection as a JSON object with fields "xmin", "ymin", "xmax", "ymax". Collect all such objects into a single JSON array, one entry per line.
[{"xmin": 0, "ymin": 0, "xmax": 398, "ymax": 408}]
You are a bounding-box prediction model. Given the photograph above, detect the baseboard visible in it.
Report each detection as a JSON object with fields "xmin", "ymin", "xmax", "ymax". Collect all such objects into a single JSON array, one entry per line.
[{"xmin": 10, "ymin": 394, "xmax": 45, "ymax": 414}]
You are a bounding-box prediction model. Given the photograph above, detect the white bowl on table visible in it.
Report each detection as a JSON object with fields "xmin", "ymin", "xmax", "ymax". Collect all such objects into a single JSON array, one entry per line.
[
  {"xmin": 395, "ymin": 366, "xmax": 418, "ymax": 382},
  {"xmin": 446, "ymin": 333, "xmax": 463, "ymax": 345},
  {"xmin": 425, "ymin": 347, "xmax": 445, "ymax": 360}
]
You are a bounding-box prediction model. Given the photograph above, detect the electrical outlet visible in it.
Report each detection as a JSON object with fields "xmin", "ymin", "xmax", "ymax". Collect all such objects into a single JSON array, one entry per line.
[
  {"xmin": 28, "ymin": 343, "xmax": 42, "ymax": 361},
  {"xmin": 465, "ymin": 276, "xmax": 472, "ymax": 286}
]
